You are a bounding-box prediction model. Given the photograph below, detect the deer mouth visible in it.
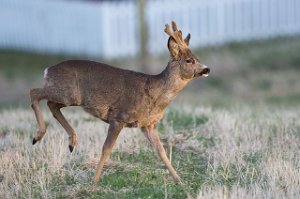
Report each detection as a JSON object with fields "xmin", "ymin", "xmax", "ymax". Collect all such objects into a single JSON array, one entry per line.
[{"xmin": 199, "ymin": 68, "xmax": 210, "ymax": 77}]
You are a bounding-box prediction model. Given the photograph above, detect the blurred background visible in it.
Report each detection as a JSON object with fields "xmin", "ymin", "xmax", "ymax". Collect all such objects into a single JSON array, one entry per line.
[{"xmin": 0, "ymin": 0, "xmax": 300, "ymax": 108}]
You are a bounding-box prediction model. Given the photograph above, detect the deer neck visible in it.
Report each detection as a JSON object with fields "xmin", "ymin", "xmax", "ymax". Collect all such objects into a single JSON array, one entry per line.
[{"xmin": 150, "ymin": 62, "xmax": 190, "ymax": 106}]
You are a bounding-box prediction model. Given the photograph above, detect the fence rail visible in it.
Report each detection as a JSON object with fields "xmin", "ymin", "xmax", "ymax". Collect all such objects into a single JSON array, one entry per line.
[{"xmin": 0, "ymin": 0, "xmax": 300, "ymax": 58}]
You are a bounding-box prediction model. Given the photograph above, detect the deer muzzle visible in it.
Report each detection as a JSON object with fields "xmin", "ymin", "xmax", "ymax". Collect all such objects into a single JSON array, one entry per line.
[
  {"xmin": 200, "ymin": 68, "xmax": 210, "ymax": 77},
  {"xmin": 198, "ymin": 65, "xmax": 210, "ymax": 77}
]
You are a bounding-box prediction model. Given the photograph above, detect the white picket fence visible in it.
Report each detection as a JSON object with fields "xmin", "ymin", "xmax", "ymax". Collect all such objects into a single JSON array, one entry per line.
[
  {"xmin": 0, "ymin": 0, "xmax": 138, "ymax": 58},
  {"xmin": 0, "ymin": 0, "xmax": 300, "ymax": 58}
]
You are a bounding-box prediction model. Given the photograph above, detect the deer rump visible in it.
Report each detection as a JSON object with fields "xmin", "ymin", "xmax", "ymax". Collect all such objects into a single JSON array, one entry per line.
[{"xmin": 42, "ymin": 60, "xmax": 165, "ymax": 128}]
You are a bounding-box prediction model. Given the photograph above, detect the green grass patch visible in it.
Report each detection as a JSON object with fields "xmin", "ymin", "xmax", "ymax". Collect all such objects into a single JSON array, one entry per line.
[
  {"xmin": 0, "ymin": 49, "xmax": 78, "ymax": 79},
  {"xmin": 197, "ymin": 136, "xmax": 217, "ymax": 148},
  {"xmin": 92, "ymin": 147, "xmax": 263, "ymax": 198},
  {"xmin": 243, "ymin": 151, "xmax": 263, "ymax": 165},
  {"xmin": 95, "ymin": 149, "xmax": 210, "ymax": 198},
  {"xmin": 159, "ymin": 109, "xmax": 209, "ymax": 132},
  {"xmin": 267, "ymin": 94, "xmax": 300, "ymax": 105},
  {"xmin": 45, "ymin": 146, "xmax": 263, "ymax": 198}
]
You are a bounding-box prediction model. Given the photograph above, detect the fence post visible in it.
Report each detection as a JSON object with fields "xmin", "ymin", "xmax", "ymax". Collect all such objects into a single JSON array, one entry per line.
[{"xmin": 138, "ymin": 0, "xmax": 150, "ymax": 72}]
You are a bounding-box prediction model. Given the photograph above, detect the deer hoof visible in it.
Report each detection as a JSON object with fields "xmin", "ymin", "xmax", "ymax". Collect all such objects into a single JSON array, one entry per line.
[
  {"xmin": 69, "ymin": 145, "xmax": 74, "ymax": 153},
  {"xmin": 32, "ymin": 138, "xmax": 37, "ymax": 145}
]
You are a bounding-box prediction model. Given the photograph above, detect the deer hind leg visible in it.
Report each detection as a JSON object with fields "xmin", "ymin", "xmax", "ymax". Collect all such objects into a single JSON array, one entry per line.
[
  {"xmin": 47, "ymin": 101, "xmax": 77, "ymax": 152},
  {"xmin": 94, "ymin": 121, "xmax": 123, "ymax": 183},
  {"xmin": 142, "ymin": 125, "xmax": 182, "ymax": 183},
  {"xmin": 30, "ymin": 88, "xmax": 47, "ymax": 145}
]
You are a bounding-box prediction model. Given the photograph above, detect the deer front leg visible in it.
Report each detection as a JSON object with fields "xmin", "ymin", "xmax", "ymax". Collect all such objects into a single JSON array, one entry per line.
[
  {"xmin": 142, "ymin": 125, "xmax": 182, "ymax": 183},
  {"xmin": 94, "ymin": 121, "xmax": 124, "ymax": 183}
]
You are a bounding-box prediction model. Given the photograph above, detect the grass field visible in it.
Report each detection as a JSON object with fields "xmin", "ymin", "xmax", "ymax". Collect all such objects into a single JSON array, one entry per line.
[
  {"xmin": 0, "ymin": 36, "xmax": 300, "ymax": 198},
  {"xmin": 0, "ymin": 106, "xmax": 300, "ymax": 198}
]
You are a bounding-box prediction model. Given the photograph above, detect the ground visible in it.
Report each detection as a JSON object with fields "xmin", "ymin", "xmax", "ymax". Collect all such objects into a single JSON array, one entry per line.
[{"xmin": 0, "ymin": 106, "xmax": 300, "ymax": 198}]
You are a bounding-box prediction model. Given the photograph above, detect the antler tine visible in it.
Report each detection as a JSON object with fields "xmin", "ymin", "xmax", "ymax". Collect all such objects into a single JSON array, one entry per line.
[
  {"xmin": 165, "ymin": 22, "xmax": 181, "ymax": 40},
  {"xmin": 165, "ymin": 21, "xmax": 188, "ymax": 49},
  {"xmin": 178, "ymin": 30, "xmax": 183, "ymax": 41},
  {"xmin": 171, "ymin": 21, "xmax": 184, "ymax": 42},
  {"xmin": 171, "ymin": 21, "xmax": 178, "ymax": 32},
  {"xmin": 164, "ymin": 24, "xmax": 174, "ymax": 37}
]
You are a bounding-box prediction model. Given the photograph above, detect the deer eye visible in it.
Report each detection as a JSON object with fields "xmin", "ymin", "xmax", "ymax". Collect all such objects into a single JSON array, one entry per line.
[{"xmin": 185, "ymin": 58, "xmax": 194, "ymax": 64}]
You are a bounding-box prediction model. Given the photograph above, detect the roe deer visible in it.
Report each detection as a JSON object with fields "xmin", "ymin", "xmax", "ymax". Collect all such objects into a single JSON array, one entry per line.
[{"xmin": 30, "ymin": 21, "xmax": 210, "ymax": 183}]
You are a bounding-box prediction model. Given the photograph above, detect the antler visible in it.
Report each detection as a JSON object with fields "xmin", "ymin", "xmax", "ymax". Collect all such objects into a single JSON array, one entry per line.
[{"xmin": 164, "ymin": 21, "xmax": 188, "ymax": 49}]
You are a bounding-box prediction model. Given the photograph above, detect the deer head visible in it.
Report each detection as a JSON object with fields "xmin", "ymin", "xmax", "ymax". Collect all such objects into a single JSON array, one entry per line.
[{"xmin": 165, "ymin": 21, "xmax": 210, "ymax": 80}]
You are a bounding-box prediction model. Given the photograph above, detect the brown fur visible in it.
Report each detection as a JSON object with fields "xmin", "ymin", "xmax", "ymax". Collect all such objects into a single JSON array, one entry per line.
[{"xmin": 30, "ymin": 21, "xmax": 210, "ymax": 183}]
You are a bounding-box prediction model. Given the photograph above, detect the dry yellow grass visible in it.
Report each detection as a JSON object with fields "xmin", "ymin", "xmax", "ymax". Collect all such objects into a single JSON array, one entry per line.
[
  {"xmin": 195, "ymin": 106, "xmax": 300, "ymax": 198},
  {"xmin": 0, "ymin": 105, "xmax": 300, "ymax": 198},
  {"xmin": 0, "ymin": 107, "xmax": 144, "ymax": 198}
]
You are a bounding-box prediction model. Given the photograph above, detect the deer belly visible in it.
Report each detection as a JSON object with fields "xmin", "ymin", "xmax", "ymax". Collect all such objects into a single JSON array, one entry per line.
[
  {"xmin": 134, "ymin": 111, "xmax": 164, "ymax": 128},
  {"xmin": 82, "ymin": 105, "xmax": 110, "ymax": 123}
]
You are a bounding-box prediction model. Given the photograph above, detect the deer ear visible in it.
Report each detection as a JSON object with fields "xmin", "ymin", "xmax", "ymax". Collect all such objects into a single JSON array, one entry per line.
[
  {"xmin": 184, "ymin": 33, "xmax": 191, "ymax": 46},
  {"xmin": 167, "ymin": 37, "xmax": 180, "ymax": 59}
]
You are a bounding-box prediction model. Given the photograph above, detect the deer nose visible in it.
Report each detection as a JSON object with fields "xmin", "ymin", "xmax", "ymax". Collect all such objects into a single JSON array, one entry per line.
[
  {"xmin": 202, "ymin": 67, "xmax": 210, "ymax": 74},
  {"xmin": 200, "ymin": 67, "xmax": 210, "ymax": 77}
]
